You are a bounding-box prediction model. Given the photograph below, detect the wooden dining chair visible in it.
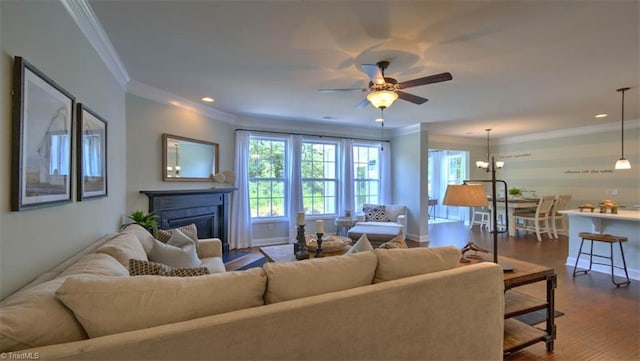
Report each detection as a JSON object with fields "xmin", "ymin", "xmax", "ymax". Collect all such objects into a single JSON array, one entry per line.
[
  {"xmin": 514, "ymin": 195, "xmax": 555, "ymax": 241},
  {"xmin": 469, "ymin": 207, "xmax": 491, "ymax": 230},
  {"xmin": 550, "ymin": 195, "xmax": 572, "ymax": 238}
]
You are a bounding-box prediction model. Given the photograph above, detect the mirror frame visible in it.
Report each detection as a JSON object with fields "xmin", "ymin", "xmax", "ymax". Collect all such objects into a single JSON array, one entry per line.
[{"xmin": 162, "ymin": 133, "xmax": 219, "ymax": 182}]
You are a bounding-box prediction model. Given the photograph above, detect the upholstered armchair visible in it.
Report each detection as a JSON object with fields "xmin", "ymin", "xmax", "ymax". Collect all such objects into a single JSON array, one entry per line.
[{"xmin": 348, "ymin": 204, "xmax": 407, "ymax": 246}]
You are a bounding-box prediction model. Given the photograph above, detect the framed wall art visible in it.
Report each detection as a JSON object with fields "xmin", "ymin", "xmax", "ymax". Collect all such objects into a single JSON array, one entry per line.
[
  {"xmin": 77, "ymin": 103, "xmax": 108, "ymax": 200},
  {"xmin": 11, "ymin": 56, "xmax": 75, "ymax": 211}
]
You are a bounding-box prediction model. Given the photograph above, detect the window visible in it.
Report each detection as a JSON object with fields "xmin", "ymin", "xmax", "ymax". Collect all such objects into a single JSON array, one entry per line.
[
  {"xmin": 301, "ymin": 141, "xmax": 337, "ymax": 215},
  {"xmin": 248, "ymin": 137, "xmax": 286, "ymax": 218},
  {"xmin": 353, "ymin": 144, "xmax": 380, "ymax": 211}
]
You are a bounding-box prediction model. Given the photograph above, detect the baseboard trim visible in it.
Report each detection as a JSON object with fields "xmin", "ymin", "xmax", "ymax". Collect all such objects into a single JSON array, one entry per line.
[
  {"xmin": 565, "ymin": 257, "xmax": 639, "ymax": 281},
  {"xmin": 251, "ymin": 237, "xmax": 289, "ymax": 247}
]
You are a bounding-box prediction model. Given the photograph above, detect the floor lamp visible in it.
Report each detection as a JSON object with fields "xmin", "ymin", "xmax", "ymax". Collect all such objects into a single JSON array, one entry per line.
[{"xmin": 443, "ymin": 157, "xmax": 513, "ymax": 271}]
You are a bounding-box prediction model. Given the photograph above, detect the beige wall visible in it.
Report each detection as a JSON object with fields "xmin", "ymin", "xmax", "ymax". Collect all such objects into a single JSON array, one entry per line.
[
  {"xmin": 125, "ymin": 94, "xmax": 236, "ymax": 213},
  {"xmin": 497, "ymin": 126, "xmax": 640, "ymax": 207},
  {"xmin": 0, "ymin": 1, "xmax": 126, "ymax": 298}
]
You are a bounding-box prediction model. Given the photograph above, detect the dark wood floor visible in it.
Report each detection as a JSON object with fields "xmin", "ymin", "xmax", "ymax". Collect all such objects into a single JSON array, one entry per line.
[{"xmin": 227, "ymin": 221, "xmax": 640, "ymax": 361}]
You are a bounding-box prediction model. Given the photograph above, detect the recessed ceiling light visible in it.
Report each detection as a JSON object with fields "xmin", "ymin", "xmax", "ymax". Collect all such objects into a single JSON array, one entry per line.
[
  {"xmin": 201, "ymin": 97, "xmax": 214, "ymax": 103},
  {"xmin": 594, "ymin": 113, "xmax": 608, "ymax": 118}
]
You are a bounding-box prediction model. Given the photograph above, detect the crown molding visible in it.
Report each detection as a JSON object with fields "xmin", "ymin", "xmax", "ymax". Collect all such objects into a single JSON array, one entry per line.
[
  {"xmin": 61, "ymin": 0, "xmax": 129, "ymax": 88},
  {"xmin": 127, "ymin": 80, "xmax": 237, "ymax": 123}
]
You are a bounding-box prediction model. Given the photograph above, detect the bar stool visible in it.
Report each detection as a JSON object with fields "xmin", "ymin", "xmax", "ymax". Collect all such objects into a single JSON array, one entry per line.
[{"xmin": 572, "ymin": 232, "xmax": 631, "ymax": 287}]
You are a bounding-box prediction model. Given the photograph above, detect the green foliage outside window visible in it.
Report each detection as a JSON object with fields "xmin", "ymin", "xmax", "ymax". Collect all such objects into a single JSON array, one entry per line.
[
  {"xmin": 248, "ymin": 138, "xmax": 381, "ymax": 219},
  {"xmin": 249, "ymin": 138, "xmax": 286, "ymax": 217}
]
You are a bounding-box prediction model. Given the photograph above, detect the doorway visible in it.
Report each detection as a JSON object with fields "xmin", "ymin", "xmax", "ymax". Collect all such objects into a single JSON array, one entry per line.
[{"xmin": 428, "ymin": 149, "xmax": 470, "ymax": 224}]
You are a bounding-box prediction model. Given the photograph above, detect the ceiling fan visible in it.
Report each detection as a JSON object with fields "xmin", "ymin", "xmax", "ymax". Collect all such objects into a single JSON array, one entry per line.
[{"xmin": 319, "ymin": 60, "xmax": 453, "ymax": 109}]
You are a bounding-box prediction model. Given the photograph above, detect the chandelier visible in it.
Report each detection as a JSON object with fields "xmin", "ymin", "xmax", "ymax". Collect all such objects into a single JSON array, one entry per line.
[{"xmin": 476, "ymin": 129, "xmax": 504, "ymax": 171}]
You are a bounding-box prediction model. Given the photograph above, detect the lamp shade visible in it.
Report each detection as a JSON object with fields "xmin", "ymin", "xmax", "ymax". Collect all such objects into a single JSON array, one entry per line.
[
  {"xmin": 367, "ymin": 90, "xmax": 398, "ymax": 109},
  {"xmin": 443, "ymin": 184, "xmax": 489, "ymax": 207},
  {"xmin": 615, "ymin": 158, "xmax": 631, "ymax": 170}
]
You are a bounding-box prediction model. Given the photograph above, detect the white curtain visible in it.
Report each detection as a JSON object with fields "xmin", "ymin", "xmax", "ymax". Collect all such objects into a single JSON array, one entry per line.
[
  {"xmin": 287, "ymin": 135, "xmax": 303, "ymax": 243},
  {"xmin": 229, "ymin": 131, "xmax": 252, "ymax": 249},
  {"xmin": 379, "ymin": 142, "xmax": 392, "ymax": 205},
  {"xmin": 338, "ymin": 139, "xmax": 354, "ymax": 217}
]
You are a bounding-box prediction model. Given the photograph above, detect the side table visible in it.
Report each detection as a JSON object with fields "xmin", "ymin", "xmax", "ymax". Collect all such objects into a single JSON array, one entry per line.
[{"xmin": 335, "ymin": 217, "xmax": 357, "ymax": 236}]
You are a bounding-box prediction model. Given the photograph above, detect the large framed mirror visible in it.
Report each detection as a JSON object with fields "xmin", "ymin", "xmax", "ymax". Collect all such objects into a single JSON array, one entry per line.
[{"xmin": 162, "ymin": 134, "xmax": 219, "ymax": 182}]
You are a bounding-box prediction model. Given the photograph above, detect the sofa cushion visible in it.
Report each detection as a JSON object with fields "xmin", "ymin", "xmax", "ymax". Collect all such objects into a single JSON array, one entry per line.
[
  {"xmin": 373, "ymin": 246, "xmax": 461, "ymax": 283},
  {"xmin": 55, "ymin": 268, "xmax": 267, "ymax": 338},
  {"xmin": 95, "ymin": 233, "xmax": 148, "ymax": 268},
  {"xmin": 378, "ymin": 235, "xmax": 408, "ymax": 249},
  {"xmin": 348, "ymin": 224, "xmax": 402, "ymax": 243},
  {"xmin": 0, "ymin": 277, "xmax": 88, "ymax": 352},
  {"xmin": 363, "ymin": 204, "xmax": 390, "ymax": 222},
  {"xmin": 59, "ymin": 252, "xmax": 129, "ymax": 278},
  {"xmin": 129, "ymin": 259, "xmax": 210, "ymax": 277},
  {"xmin": 344, "ymin": 234, "xmax": 373, "ymax": 255},
  {"xmin": 263, "ymin": 251, "xmax": 378, "ymax": 304},
  {"xmin": 148, "ymin": 229, "xmax": 200, "ymax": 268}
]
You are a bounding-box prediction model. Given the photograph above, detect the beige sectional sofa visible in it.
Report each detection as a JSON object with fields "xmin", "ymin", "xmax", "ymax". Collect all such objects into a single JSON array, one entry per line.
[{"xmin": 0, "ymin": 225, "xmax": 505, "ymax": 360}]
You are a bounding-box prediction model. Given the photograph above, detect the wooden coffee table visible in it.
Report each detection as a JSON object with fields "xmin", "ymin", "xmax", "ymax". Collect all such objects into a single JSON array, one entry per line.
[
  {"xmin": 461, "ymin": 255, "xmax": 557, "ymax": 356},
  {"xmin": 260, "ymin": 244, "xmax": 348, "ymax": 263}
]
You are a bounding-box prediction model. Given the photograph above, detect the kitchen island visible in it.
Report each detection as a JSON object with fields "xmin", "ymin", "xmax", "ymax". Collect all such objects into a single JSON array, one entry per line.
[{"xmin": 560, "ymin": 209, "xmax": 640, "ymax": 280}]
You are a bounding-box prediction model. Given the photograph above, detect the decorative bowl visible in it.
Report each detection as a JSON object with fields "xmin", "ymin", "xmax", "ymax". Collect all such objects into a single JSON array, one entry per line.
[{"xmin": 305, "ymin": 235, "xmax": 352, "ymax": 253}]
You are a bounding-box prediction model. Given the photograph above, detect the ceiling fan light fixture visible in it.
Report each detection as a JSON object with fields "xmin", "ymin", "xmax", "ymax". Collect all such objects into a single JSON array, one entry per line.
[{"xmin": 367, "ymin": 90, "xmax": 398, "ymax": 109}]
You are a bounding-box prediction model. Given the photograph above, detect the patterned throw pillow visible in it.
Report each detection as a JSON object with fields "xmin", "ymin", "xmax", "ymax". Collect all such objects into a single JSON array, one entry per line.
[
  {"xmin": 363, "ymin": 205, "xmax": 390, "ymax": 222},
  {"xmin": 378, "ymin": 235, "xmax": 408, "ymax": 249},
  {"xmin": 129, "ymin": 259, "xmax": 209, "ymax": 277},
  {"xmin": 157, "ymin": 224, "xmax": 198, "ymax": 244}
]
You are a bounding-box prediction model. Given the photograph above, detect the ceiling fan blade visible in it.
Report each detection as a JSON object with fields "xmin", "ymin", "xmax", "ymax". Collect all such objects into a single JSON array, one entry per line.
[
  {"xmin": 361, "ymin": 64, "xmax": 385, "ymax": 85},
  {"xmin": 396, "ymin": 91, "xmax": 429, "ymax": 105},
  {"xmin": 397, "ymin": 72, "xmax": 453, "ymax": 89},
  {"xmin": 318, "ymin": 88, "xmax": 368, "ymax": 92},
  {"xmin": 355, "ymin": 98, "xmax": 371, "ymax": 109}
]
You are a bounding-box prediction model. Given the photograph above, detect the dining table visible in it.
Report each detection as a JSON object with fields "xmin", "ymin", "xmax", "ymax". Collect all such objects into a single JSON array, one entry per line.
[{"xmin": 490, "ymin": 198, "xmax": 539, "ymax": 236}]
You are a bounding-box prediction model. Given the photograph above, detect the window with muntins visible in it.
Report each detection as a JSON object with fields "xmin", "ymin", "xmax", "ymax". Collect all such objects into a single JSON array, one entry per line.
[
  {"xmin": 249, "ymin": 137, "xmax": 287, "ymax": 218},
  {"xmin": 302, "ymin": 141, "xmax": 337, "ymax": 215},
  {"xmin": 353, "ymin": 144, "xmax": 380, "ymax": 211}
]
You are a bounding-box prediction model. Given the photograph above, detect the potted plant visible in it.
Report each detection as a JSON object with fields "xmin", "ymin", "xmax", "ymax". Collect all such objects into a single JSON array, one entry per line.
[
  {"xmin": 508, "ymin": 188, "xmax": 523, "ymax": 199},
  {"xmin": 121, "ymin": 210, "xmax": 158, "ymax": 237}
]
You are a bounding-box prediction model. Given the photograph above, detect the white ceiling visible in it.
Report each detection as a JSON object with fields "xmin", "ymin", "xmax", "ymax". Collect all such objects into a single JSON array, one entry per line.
[{"xmin": 88, "ymin": 0, "xmax": 639, "ymax": 138}]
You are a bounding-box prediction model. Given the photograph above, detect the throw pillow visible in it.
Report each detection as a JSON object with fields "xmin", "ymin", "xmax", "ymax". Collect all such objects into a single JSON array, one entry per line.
[
  {"xmin": 363, "ymin": 204, "xmax": 390, "ymax": 222},
  {"xmin": 148, "ymin": 229, "xmax": 201, "ymax": 268},
  {"xmin": 373, "ymin": 246, "xmax": 462, "ymax": 283},
  {"xmin": 129, "ymin": 259, "xmax": 209, "ymax": 277},
  {"xmin": 157, "ymin": 224, "xmax": 198, "ymax": 246},
  {"xmin": 55, "ymin": 269, "xmax": 267, "ymax": 338},
  {"xmin": 378, "ymin": 235, "xmax": 408, "ymax": 249},
  {"xmin": 344, "ymin": 234, "xmax": 374, "ymax": 255}
]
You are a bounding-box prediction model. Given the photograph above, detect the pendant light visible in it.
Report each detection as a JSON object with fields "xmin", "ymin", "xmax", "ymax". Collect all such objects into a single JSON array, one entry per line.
[{"xmin": 614, "ymin": 87, "xmax": 631, "ymax": 170}]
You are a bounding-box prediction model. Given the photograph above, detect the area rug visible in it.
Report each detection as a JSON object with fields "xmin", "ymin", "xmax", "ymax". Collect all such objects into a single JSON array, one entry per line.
[
  {"xmin": 237, "ymin": 257, "xmax": 268, "ymax": 270},
  {"xmin": 514, "ymin": 309, "xmax": 564, "ymax": 326}
]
